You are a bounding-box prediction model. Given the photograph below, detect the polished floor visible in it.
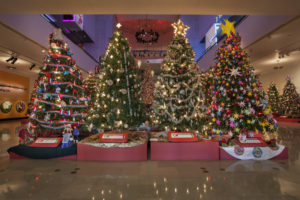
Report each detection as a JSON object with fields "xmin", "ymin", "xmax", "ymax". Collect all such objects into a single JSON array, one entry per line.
[{"xmin": 0, "ymin": 120, "xmax": 299, "ymax": 200}]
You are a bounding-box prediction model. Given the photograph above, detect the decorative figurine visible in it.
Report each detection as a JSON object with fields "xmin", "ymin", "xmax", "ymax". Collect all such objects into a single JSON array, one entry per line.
[
  {"xmin": 18, "ymin": 120, "xmax": 33, "ymax": 145},
  {"xmin": 61, "ymin": 124, "xmax": 73, "ymax": 148},
  {"xmin": 72, "ymin": 124, "xmax": 80, "ymax": 143}
]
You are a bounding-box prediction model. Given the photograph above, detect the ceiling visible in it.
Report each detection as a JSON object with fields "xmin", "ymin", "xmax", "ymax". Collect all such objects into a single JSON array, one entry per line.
[
  {"xmin": 0, "ymin": 22, "xmax": 45, "ymax": 79},
  {"xmin": 247, "ymin": 16, "xmax": 300, "ymax": 75},
  {"xmin": 0, "ymin": 0, "xmax": 299, "ymax": 15},
  {"xmin": 0, "ymin": 21, "xmax": 88, "ymax": 80}
]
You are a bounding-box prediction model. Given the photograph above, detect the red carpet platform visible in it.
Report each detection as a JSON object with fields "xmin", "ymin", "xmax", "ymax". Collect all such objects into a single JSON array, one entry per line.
[
  {"xmin": 220, "ymin": 145, "xmax": 288, "ymax": 160},
  {"xmin": 77, "ymin": 143, "xmax": 147, "ymax": 161},
  {"xmin": 275, "ymin": 117, "xmax": 300, "ymax": 123},
  {"xmin": 150, "ymin": 140, "xmax": 219, "ymax": 160}
]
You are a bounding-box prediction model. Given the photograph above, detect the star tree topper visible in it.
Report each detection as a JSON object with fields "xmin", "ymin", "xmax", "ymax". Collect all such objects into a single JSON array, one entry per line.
[
  {"xmin": 221, "ymin": 19, "xmax": 236, "ymax": 37},
  {"xmin": 172, "ymin": 19, "xmax": 190, "ymax": 37}
]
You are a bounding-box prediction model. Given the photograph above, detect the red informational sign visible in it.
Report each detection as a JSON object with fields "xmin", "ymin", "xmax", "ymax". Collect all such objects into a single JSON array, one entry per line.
[
  {"xmin": 236, "ymin": 137, "xmax": 268, "ymax": 147},
  {"xmin": 168, "ymin": 132, "xmax": 198, "ymax": 142},
  {"xmin": 31, "ymin": 137, "xmax": 62, "ymax": 147},
  {"xmin": 99, "ymin": 133, "xmax": 128, "ymax": 143}
]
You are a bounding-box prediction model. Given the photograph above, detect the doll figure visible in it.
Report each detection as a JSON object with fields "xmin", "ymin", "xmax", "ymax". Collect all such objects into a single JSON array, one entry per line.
[
  {"xmin": 18, "ymin": 120, "xmax": 33, "ymax": 145},
  {"xmin": 72, "ymin": 124, "xmax": 80, "ymax": 143}
]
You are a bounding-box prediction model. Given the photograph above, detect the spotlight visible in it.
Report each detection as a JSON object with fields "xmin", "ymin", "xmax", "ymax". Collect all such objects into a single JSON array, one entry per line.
[
  {"xmin": 6, "ymin": 56, "xmax": 14, "ymax": 62},
  {"xmin": 29, "ymin": 64, "xmax": 36, "ymax": 70},
  {"xmin": 11, "ymin": 57, "xmax": 18, "ymax": 64}
]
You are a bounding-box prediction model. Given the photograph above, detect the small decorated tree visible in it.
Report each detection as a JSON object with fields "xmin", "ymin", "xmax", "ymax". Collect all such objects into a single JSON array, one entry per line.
[
  {"xmin": 29, "ymin": 29, "xmax": 87, "ymax": 135},
  {"xmin": 208, "ymin": 20, "xmax": 278, "ymax": 138},
  {"xmin": 83, "ymin": 71, "xmax": 97, "ymax": 102},
  {"xmin": 151, "ymin": 19, "xmax": 205, "ymax": 131},
  {"xmin": 141, "ymin": 61, "xmax": 155, "ymax": 106},
  {"xmin": 86, "ymin": 23, "xmax": 145, "ymax": 130},
  {"xmin": 267, "ymin": 82, "xmax": 280, "ymax": 113},
  {"xmin": 281, "ymin": 77, "xmax": 300, "ymax": 116}
]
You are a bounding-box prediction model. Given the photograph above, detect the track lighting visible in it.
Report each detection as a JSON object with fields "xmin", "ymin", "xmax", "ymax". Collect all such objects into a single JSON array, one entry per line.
[
  {"xmin": 29, "ymin": 64, "xmax": 36, "ymax": 70},
  {"xmin": 11, "ymin": 57, "xmax": 18, "ymax": 64},
  {"xmin": 6, "ymin": 56, "xmax": 14, "ymax": 62}
]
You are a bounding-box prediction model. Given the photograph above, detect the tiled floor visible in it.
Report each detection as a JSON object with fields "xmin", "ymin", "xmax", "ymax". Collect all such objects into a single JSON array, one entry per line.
[{"xmin": 0, "ymin": 120, "xmax": 299, "ymax": 200}]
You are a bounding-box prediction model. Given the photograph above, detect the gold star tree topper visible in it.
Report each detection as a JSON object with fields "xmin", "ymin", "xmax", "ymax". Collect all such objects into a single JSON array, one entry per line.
[
  {"xmin": 221, "ymin": 19, "xmax": 236, "ymax": 37},
  {"xmin": 172, "ymin": 19, "xmax": 190, "ymax": 37}
]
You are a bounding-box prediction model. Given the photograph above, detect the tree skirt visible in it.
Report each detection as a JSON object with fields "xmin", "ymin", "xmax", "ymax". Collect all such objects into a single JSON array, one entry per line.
[
  {"xmin": 220, "ymin": 145, "xmax": 288, "ymax": 160},
  {"xmin": 79, "ymin": 131, "xmax": 148, "ymax": 148},
  {"xmin": 7, "ymin": 144, "xmax": 77, "ymax": 159}
]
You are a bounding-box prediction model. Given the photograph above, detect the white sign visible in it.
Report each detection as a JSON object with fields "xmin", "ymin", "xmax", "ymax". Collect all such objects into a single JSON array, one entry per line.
[
  {"xmin": 35, "ymin": 138, "xmax": 59, "ymax": 144},
  {"xmin": 171, "ymin": 133, "xmax": 194, "ymax": 138},
  {"xmin": 102, "ymin": 134, "xmax": 123, "ymax": 139}
]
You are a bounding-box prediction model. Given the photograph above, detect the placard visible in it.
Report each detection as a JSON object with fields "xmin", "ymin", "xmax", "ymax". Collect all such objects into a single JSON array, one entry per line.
[
  {"xmin": 168, "ymin": 132, "xmax": 198, "ymax": 142},
  {"xmin": 31, "ymin": 137, "xmax": 62, "ymax": 147},
  {"xmin": 99, "ymin": 133, "xmax": 128, "ymax": 143},
  {"xmin": 236, "ymin": 137, "xmax": 268, "ymax": 147}
]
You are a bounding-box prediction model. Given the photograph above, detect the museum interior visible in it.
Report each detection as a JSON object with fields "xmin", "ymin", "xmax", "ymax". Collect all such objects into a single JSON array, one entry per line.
[{"xmin": 0, "ymin": 0, "xmax": 300, "ymax": 199}]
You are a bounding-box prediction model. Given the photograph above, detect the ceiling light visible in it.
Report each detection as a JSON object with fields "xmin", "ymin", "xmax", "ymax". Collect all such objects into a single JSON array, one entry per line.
[
  {"xmin": 7, "ymin": 66, "xmax": 16, "ymax": 70},
  {"xmin": 6, "ymin": 56, "xmax": 14, "ymax": 62},
  {"xmin": 11, "ymin": 57, "xmax": 18, "ymax": 64},
  {"xmin": 29, "ymin": 64, "xmax": 36, "ymax": 70}
]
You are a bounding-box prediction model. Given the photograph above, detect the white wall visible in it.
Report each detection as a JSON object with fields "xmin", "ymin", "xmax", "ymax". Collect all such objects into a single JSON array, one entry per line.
[{"xmin": 260, "ymin": 61, "xmax": 300, "ymax": 94}]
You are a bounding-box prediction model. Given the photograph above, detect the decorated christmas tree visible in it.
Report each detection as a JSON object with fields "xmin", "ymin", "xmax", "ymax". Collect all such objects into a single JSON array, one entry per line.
[
  {"xmin": 27, "ymin": 80, "xmax": 39, "ymax": 115},
  {"xmin": 83, "ymin": 71, "xmax": 97, "ymax": 102},
  {"xmin": 281, "ymin": 77, "xmax": 300, "ymax": 116},
  {"xmin": 86, "ymin": 23, "xmax": 145, "ymax": 130},
  {"xmin": 151, "ymin": 19, "xmax": 204, "ymax": 131},
  {"xmin": 29, "ymin": 29, "xmax": 87, "ymax": 134},
  {"xmin": 267, "ymin": 82, "xmax": 280, "ymax": 113},
  {"xmin": 141, "ymin": 61, "xmax": 155, "ymax": 106},
  {"xmin": 208, "ymin": 20, "xmax": 277, "ymax": 137}
]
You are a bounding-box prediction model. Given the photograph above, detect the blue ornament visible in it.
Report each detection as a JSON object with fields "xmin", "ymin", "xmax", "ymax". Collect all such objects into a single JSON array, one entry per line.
[
  {"xmin": 213, "ymin": 129, "xmax": 216, "ymax": 133},
  {"xmin": 64, "ymin": 71, "xmax": 70, "ymax": 75},
  {"xmin": 65, "ymin": 89, "xmax": 69, "ymax": 93},
  {"xmin": 42, "ymin": 108, "xmax": 46, "ymax": 111},
  {"xmin": 38, "ymin": 88, "xmax": 43, "ymax": 93},
  {"xmin": 220, "ymin": 131, "xmax": 223, "ymax": 136},
  {"xmin": 217, "ymin": 111, "xmax": 221, "ymax": 116}
]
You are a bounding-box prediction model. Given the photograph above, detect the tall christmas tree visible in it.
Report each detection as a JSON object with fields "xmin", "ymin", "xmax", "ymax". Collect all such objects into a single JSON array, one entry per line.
[
  {"xmin": 208, "ymin": 20, "xmax": 277, "ymax": 137},
  {"xmin": 267, "ymin": 82, "xmax": 280, "ymax": 113},
  {"xmin": 86, "ymin": 23, "xmax": 145, "ymax": 130},
  {"xmin": 141, "ymin": 62, "xmax": 155, "ymax": 106},
  {"xmin": 29, "ymin": 29, "xmax": 87, "ymax": 134},
  {"xmin": 281, "ymin": 77, "xmax": 300, "ymax": 116},
  {"xmin": 151, "ymin": 19, "xmax": 204, "ymax": 131},
  {"xmin": 83, "ymin": 71, "xmax": 97, "ymax": 102},
  {"xmin": 27, "ymin": 80, "xmax": 39, "ymax": 115}
]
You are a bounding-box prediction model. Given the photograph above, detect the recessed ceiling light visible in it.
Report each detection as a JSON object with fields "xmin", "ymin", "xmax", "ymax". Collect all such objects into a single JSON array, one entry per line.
[
  {"xmin": 41, "ymin": 49, "xmax": 46, "ymax": 53},
  {"xmin": 7, "ymin": 66, "xmax": 16, "ymax": 70}
]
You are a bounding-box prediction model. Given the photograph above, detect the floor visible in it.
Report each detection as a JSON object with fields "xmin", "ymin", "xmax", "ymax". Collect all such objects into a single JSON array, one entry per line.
[{"xmin": 0, "ymin": 120, "xmax": 299, "ymax": 200}]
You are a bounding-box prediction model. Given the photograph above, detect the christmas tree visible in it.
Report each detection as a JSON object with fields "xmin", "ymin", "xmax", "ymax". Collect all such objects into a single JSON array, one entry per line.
[
  {"xmin": 86, "ymin": 23, "xmax": 145, "ymax": 130},
  {"xmin": 27, "ymin": 80, "xmax": 39, "ymax": 115},
  {"xmin": 83, "ymin": 71, "xmax": 97, "ymax": 102},
  {"xmin": 141, "ymin": 61, "xmax": 155, "ymax": 106},
  {"xmin": 267, "ymin": 82, "xmax": 280, "ymax": 113},
  {"xmin": 29, "ymin": 29, "xmax": 88, "ymax": 134},
  {"xmin": 208, "ymin": 20, "xmax": 277, "ymax": 137},
  {"xmin": 151, "ymin": 19, "xmax": 204, "ymax": 131},
  {"xmin": 281, "ymin": 77, "xmax": 300, "ymax": 116}
]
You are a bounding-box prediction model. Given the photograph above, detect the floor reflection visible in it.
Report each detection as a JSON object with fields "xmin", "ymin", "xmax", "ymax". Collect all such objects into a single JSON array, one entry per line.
[{"xmin": 0, "ymin": 121, "xmax": 299, "ymax": 199}]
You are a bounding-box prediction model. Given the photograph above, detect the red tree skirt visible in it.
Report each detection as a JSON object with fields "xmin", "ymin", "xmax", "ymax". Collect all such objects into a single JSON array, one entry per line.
[
  {"xmin": 150, "ymin": 140, "xmax": 219, "ymax": 160},
  {"xmin": 77, "ymin": 143, "xmax": 147, "ymax": 161}
]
